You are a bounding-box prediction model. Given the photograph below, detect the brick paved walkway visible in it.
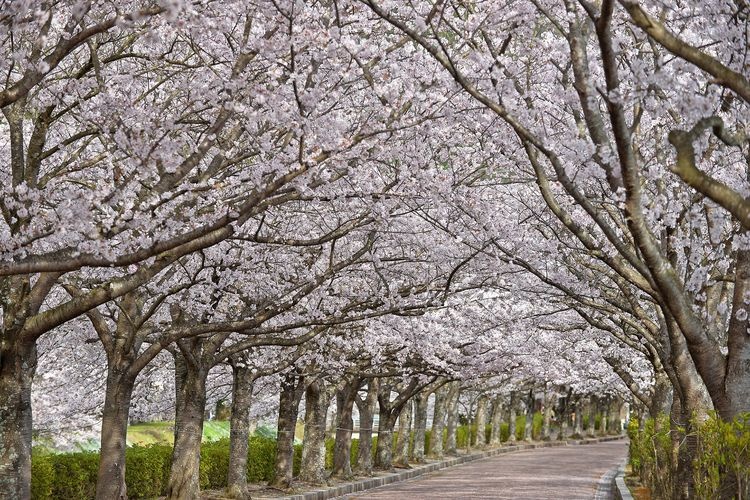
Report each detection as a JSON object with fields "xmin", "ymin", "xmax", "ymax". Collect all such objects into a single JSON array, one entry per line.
[{"xmin": 345, "ymin": 440, "xmax": 628, "ymax": 499}]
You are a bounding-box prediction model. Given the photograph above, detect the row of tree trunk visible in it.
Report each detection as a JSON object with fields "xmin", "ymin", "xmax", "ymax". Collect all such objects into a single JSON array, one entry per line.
[{"xmin": 90, "ymin": 340, "xmax": 631, "ymax": 500}]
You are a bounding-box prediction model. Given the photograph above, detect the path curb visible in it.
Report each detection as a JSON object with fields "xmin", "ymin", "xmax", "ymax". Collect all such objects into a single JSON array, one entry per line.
[
  {"xmin": 611, "ymin": 459, "xmax": 634, "ymax": 500},
  {"xmin": 259, "ymin": 435, "xmax": 627, "ymax": 500}
]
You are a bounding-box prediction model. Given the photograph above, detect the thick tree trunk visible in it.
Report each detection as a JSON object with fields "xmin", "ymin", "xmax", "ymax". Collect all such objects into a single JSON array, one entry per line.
[
  {"xmin": 474, "ymin": 396, "xmax": 488, "ymax": 446},
  {"xmin": 0, "ymin": 340, "xmax": 36, "ymax": 500},
  {"xmin": 429, "ymin": 387, "xmax": 447, "ymax": 457},
  {"xmin": 445, "ymin": 383, "xmax": 459, "ymax": 454},
  {"xmin": 299, "ymin": 380, "xmax": 329, "ymax": 485},
  {"xmin": 489, "ymin": 397, "xmax": 503, "ymax": 445},
  {"xmin": 271, "ymin": 374, "xmax": 305, "ymax": 490},
  {"xmin": 411, "ymin": 393, "xmax": 429, "ymax": 461},
  {"xmin": 374, "ymin": 411, "xmax": 396, "ymax": 470},
  {"xmin": 393, "ymin": 401, "xmax": 412, "ymax": 466},
  {"xmin": 167, "ymin": 354, "xmax": 209, "ymax": 500},
  {"xmin": 355, "ymin": 379, "xmax": 378, "ymax": 475},
  {"xmin": 650, "ymin": 370, "xmax": 673, "ymax": 418},
  {"xmin": 95, "ymin": 370, "xmax": 136, "ymax": 500},
  {"xmin": 331, "ymin": 378, "xmax": 359, "ymax": 479},
  {"xmin": 227, "ymin": 363, "xmax": 254, "ymax": 497},
  {"xmin": 727, "ymin": 249, "xmax": 750, "ymax": 417}
]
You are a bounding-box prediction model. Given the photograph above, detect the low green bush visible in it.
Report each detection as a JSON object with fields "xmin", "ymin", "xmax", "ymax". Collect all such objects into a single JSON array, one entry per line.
[
  {"xmin": 456, "ymin": 425, "xmax": 470, "ymax": 448},
  {"xmin": 627, "ymin": 414, "xmax": 674, "ymax": 498},
  {"xmin": 515, "ymin": 415, "xmax": 526, "ymax": 441},
  {"xmin": 30, "ymin": 452, "xmax": 54, "ymax": 500},
  {"xmin": 246, "ymin": 436, "xmax": 278, "ymax": 482},
  {"xmin": 124, "ymin": 444, "xmax": 171, "ymax": 498},
  {"xmin": 532, "ymin": 412, "xmax": 543, "ymax": 440},
  {"xmin": 693, "ymin": 412, "xmax": 750, "ymax": 499},
  {"xmin": 31, "ymin": 435, "xmax": 302, "ymax": 499},
  {"xmin": 629, "ymin": 413, "xmax": 750, "ymax": 499}
]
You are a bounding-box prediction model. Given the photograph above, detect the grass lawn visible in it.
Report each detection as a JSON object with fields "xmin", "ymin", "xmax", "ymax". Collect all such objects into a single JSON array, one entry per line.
[{"xmin": 126, "ymin": 420, "xmax": 231, "ymax": 446}]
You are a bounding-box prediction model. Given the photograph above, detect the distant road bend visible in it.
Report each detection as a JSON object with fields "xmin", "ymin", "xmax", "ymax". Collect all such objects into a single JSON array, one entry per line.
[{"xmin": 348, "ymin": 440, "xmax": 628, "ymax": 499}]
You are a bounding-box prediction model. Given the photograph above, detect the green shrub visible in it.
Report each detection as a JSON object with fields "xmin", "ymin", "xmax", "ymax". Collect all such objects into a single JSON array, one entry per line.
[
  {"xmin": 31, "ymin": 435, "xmax": 298, "ymax": 499},
  {"xmin": 200, "ymin": 439, "xmax": 230, "ymax": 490},
  {"xmin": 693, "ymin": 412, "xmax": 750, "ymax": 499},
  {"xmin": 627, "ymin": 415, "xmax": 672, "ymax": 497},
  {"xmin": 246, "ymin": 435, "xmax": 277, "ymax": 482},
  {"xmin": 515, "ymin": 415, "xmax": 526, "ymax": 441},
  {"xmin": 30, "ymin": 453, "xmax": 54, "ymax": 500},
  {"xmin": 484, "ymin": 424, "xmax": 491, "ymax": 445},
  {"xmin": 324, "ymin": 438, "xmax": 335, "ymax": 470},
  {"xmin": 532, "ymin": 412, "xmax": 543, "ymax": 440},
  {"xmin": 594, "ymin": 414, "xmax": 602, "ymax": 431},
  {"xmin": 349, "ymin": 439, "xmax": 359, "ymax": 468},
  {"xmin": 456, "ymin": 425, "xmax": 470, "ymax": 448},
  {"xmin": 626, "ymin": 413, "xmax": 750, "ymax": 499},
  {"xmin": 292, "ymin": 443, "xmax": 302, "ymax": 476},
  {"xmin": 124, "ymin": 444, "xmax": 171, "ymax": 498},
  {"xmin": 626, "ymin": 417, "xmax": 643, "ymax": 474},
  {"xmin": 50, "ymin": 451, "xmax": 98, "ymax": 499},
  {"xmin": 502, "ymin": 423, "xmax": 510, "ymax": 442}
]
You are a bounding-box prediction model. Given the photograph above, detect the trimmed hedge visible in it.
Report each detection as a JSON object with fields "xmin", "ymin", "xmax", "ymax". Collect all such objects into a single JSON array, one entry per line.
[
  {"xmin": 32, "ymin": 421, "xmax": 528, "ymax": 498},
  {"xmin": 424, "ymin": 423, "xmax": 511, "ymax": 453},
  {"xmin": 515, "ymin": 415, "xmax": 526, "ymax": 441},
  {"xmin": 32, "ymin": 436, "xmax": 295, "ymax": 499},
  {"xmin": 532, "ymin": 411, "xmax": 543, "ymax": 440}
]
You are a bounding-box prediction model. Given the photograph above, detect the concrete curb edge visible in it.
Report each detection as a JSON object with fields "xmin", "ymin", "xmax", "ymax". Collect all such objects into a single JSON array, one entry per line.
[{"xmin": 611, "ymin": 459, "xmax": 634, "ymax": 500}]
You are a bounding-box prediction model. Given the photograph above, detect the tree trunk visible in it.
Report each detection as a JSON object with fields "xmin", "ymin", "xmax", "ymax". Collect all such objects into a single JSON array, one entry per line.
[
  {"xmin": 411, "ymin": 393, "xmax": 429, "ymax": 462},
  {"xmin": 508, "ymin": 393, "xmax": 517, "ymax": 442},
  {"xmin": 587, "ymin": 396, "xmax": 597, "ymax": 436},
  {"xmin": 355, "ymin": 379, "xmax": 378, "ymax": 475},
  {"xmin": 393, "ymin": 401, "xmax": 412, "ymax": 466},
  {"xmin": 489, "ymin": 397, "xmax": 503, "ymax": 445},
  {"xmin": 299, "ymin": 380, "xmax": 329, "ymax": 485},
  {"xmin": 524, "ymin": 393, "xmax": 533, "ymax": 442},
  {"xmin": 474, "ymin": 396, "xmax": 488, "ymax": 446},
  {"xmin": 0, "ymin": 340, "xmax": 36, "ymax": 500},
  {"xmin": 726, "ymin": 248, "xmax": 750, "ymax": 417},
  {"xmin": 429, "ymin": 386, "xmax": 447, "ymax": 457},
  {"xmin": 166, "ymin": 354, "xmax": 209, "ymax": 500},
  {"xmin": 669, "ymin": 396, "xmax": 691, "ymax": 499},
  {"xmin": 227, "ymin": 363, "xmax": 254, "ymax": 497},
  {"xmin": 650, "ymin": 370, "xmax": 673, "ymax": 418},
  {"xmin": 271, "ymin": 374, "xmax": 305, "ymax": 490},
  {"xmin": 331, "ymin": 378, "xmax": 359, "ymax": 479},
  {"xmin": 374, "ymin": 411, "xmax": 396, "ymax": 470},
  {"xmin": 445, "ymin": 383, "xmax": 459, "ymax": 454},
  {"xmin": 574, "ymin": 399, "xmax": 583, "ymax": 437},
  {"xmin": 95, "ymin": 369, "xmax": 136, "ymax": 500},
  {"xmin": 559, "ymin": 396, "xmax": 569, "ymax": 441},
  {"xmin": 542, "ymin": 396, "xmax": 553, "ymax": 440}
]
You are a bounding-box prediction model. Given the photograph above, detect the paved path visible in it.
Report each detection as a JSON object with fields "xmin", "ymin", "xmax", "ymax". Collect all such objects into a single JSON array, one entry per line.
[{"xmin": 346, "ymin": 440, "xmax": 628, "ymax": 499}]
